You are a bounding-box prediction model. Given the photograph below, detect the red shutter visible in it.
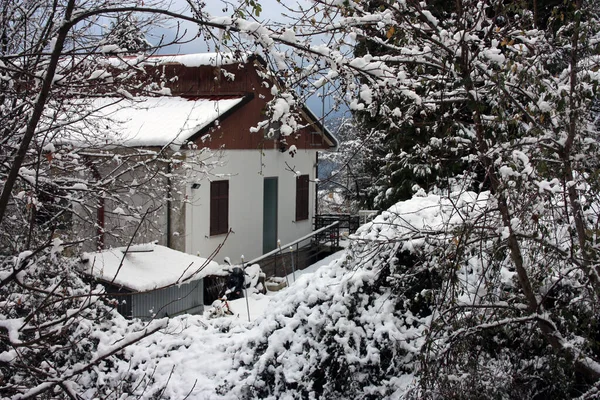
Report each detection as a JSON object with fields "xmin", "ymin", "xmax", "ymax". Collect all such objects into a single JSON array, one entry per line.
[
  {"xmin": 296, "ymin": 175, "xmax": 309, "ymax": 221},
  {"xmin": 210, "ymin": 180, "xmax": 229, "ymax": 235}
]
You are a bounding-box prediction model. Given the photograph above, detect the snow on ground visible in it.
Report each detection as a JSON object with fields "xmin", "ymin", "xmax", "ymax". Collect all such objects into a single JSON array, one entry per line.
[
  {"xmin": 224, "ymin": 249, "xmax": 346, "ymax": 322},
  {"xmin": 226, "ymin": 293, "xmax": 272, "ymax": 322},
  {"xmin": 106, "ymin": 250, "xmax": 347, "ymax": 398},
  {"xmin": 91, "ymin": 193, "xmax": 492, "ymax": 398},
  {"xmin": 284, "ymin": 249, "xmax": 347, "ymax": 285},
  {"xmin": 96, "ymin": 312, "xmax": 244, "ymax": 398},
  {"xmin": 117, "ymin": 317, "xmax": 234, "ymax": 399}
]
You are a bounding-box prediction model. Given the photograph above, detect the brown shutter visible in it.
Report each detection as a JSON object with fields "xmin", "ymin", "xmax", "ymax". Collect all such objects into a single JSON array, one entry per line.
[
  {"xmin": 210, "ymin": 180, "xmax": 229, "ymax": 235},
  {"xmin": 296, "ymin": 175, "xmax": 309, "ymax": 221}
]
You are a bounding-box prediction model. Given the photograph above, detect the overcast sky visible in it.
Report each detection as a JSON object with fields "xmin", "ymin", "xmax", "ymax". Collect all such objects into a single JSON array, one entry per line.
[{"xmin": 153, "ymin": 0, "xmax": 295, "ymax": 55}]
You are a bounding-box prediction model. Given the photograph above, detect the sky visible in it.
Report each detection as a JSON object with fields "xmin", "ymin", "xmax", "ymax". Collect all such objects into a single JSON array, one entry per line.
[{"xmin": 152, "ymin": 0, "xmax": 286, "ymax": 54}]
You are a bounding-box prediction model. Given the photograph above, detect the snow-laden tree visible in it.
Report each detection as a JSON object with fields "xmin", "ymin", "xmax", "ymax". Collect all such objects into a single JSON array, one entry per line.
[
  {"xmin": 0, "ymin": 242, "xmax": 168, "ymax": 398},
  {"xmin": 317, "ymin": 115, "xmax": 380, "ymax": 213},
  {"xmin": 2, "ymin": 0, "xmax": 600, "ymax": 397},
  {"xmin": 180, "ymin": 0, "xmax": 600, "ymax": 397},
  {"xmin": 0, "ymin": 1, "xmax": 231, "ymax": 397}
]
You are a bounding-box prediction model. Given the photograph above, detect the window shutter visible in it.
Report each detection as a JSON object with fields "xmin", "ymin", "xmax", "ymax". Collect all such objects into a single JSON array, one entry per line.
[
  {"xmin": 296, "ymin": 175, "xmax": 309, "ymax": 221},
  {"xmin": 210, "ymin": 180, "xmax": 229, "ymax": 235}
]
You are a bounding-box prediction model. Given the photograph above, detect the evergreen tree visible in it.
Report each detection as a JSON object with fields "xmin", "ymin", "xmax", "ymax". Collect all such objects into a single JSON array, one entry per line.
[
  {"xmin": 103, "ymin": 15, "xmax": 151, "ymax": 54},
  {"xmin": 350, "ymin": 0, "xmax": 581, "ymax": 210}
]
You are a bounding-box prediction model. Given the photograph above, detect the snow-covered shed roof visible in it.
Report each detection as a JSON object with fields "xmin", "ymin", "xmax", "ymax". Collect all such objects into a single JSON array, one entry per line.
[
  {"xmin": 82, "ymin": 243, "xmax": 222, "ymax": 292},
  {"xmin": 62, "ymin": 96, "xmax": 246, "ymax": 148}
]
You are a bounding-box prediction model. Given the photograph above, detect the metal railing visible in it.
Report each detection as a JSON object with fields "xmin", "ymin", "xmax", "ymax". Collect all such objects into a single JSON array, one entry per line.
[
  {"xmin": 204, "ymin": 212, "xmax": 379, "ymax": 299},
  {"xmin": 242, "ymin": 212, "xmax": 378, "ymax": 279},
  {"xmin": 314, "ymin": 213, "xmax": 361, "ymax": 243},
  {"xmin": 247, "ymin": 221, "xmax": 340, "ymax": 278},
  {"xmin": 358, "ymin": 210, "xmax": 378, "ymax": 225}
]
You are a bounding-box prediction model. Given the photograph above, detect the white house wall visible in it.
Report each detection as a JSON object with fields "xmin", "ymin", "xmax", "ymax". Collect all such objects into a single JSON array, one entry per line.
[
  {"xmin": 185, "ymin": 148, "xmax": 317, "ymax": 263},
  {"xmin": 70, "ymin": 153, "xmax": 186, "ymax": 253}
]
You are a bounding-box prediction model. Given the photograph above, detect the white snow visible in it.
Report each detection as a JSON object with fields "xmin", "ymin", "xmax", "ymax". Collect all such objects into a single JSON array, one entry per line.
[
  {"xmin": 100, "ymin": 44, "xmax": 120, "ymax": 54},
  {"xmin": 98, "ymin": 52, "xmax": 248, "ymax": 69},
  {"xmin": 285, "ymin": 249, "xmax": 346, "ymax": 284},
  {"xmin": 69, "ymin": 183, "xmax": 87, "ymax": 190},
  {"xmin": 42, "ymin": 142, "xmax": 55, "ymax": 153},
  {"xmin": 82, "ymin": 243, "xmax": 221, "ymax": 291},
  {"xmin": 77, "ymin": 193, "xmax": 498, "ymax": 398},
  {"xmin": 482, "ymin": 48, "xmax": 506, "ymax": 64},
  {"xmin": 226, "ymin": 250, "xmax": 347, "ymax": 322},
  {"xmin": 227, "ymin": 294, "xmax": 272, "ymax": 321},
  {"xmin": 204, "ymin": 249, "xmax": 346, "ymax": 325},
  {"xmin": 87, "ymin": 69, "xmax": 112, "ymax": 81},
  {"xmin": 279, "ymin": 29, "xmax": 297, "ymax": 43},
  {"xmin": 90, "ymin": 249, "xmax": 349, "ymax": 398},
  {"xmin": 357, "ymin": 191, "xmax": 488, "ymax": 244},
  {"xmin": 139, "ymin": 52, "xmax": 247, "ymax": 67},
  {"xmin": 61, "ymin": 96, "xmax": 244, "ymax": 148}
]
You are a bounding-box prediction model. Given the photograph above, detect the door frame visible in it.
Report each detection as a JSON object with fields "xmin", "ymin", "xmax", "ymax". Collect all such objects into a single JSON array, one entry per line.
[{"xmin": 263, "ymin": 177, "xmax": 278, "ymax": 254}]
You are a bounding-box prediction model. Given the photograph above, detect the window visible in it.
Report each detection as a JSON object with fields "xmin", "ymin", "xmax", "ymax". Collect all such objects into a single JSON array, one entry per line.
[
  {"xmin": 295, "ymin": 174, "xmax": 309, "ymax": 221},
  {"xmin": 263, "ymin": 120, "xmax": 281, "ymax": 139},
  {"xmin": 210, "ymin": 180, "xmax": 229, "ymax": 235},
  {"xmin": 310, "ymin": 131, "xmax": 323, "ymax": 146},
  {"xmin": 35, "ymin": 183, "xmax": 72, "ymax": 230}
]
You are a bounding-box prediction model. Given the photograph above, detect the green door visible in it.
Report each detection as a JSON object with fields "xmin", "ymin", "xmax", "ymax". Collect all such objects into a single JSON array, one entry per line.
[{"xmin": 263, "ymin": 177, "xmax": 278, "ymax": 254}]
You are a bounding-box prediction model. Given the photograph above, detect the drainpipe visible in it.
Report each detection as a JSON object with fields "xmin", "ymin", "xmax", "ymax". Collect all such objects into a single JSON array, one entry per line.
[
  {"xmin": 315, "ymin": 151, "xmax": 319, "ymax": 225},
  {"xmin": 85, "ymin": 157, "xmax": 104, "ymax": 250},
  {"xmin": 166, "ymin": 162, "xmax": 172, "ymax": 248},
  {"xmin": 97, "ymin": 196, "xmax": 105, "ymax": 250}
]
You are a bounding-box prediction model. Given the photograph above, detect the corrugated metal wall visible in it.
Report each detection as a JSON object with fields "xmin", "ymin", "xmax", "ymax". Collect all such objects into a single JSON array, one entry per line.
[{"xmin": 131, "ymin": 279, "xmax": 204, "ymax": 320}]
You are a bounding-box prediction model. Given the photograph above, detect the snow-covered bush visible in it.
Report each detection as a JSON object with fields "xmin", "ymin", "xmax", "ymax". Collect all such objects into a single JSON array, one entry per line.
[
  {"xmin": 0, "ymin": 242, "xmax": 166, "ymax": 398},
  {"xmin": 213, "ymin": 189, "xmax": 600, "ymax": 399},
  {"xmin": 210, "ymin": 193, "xmax": 469, "ymax": 398}
]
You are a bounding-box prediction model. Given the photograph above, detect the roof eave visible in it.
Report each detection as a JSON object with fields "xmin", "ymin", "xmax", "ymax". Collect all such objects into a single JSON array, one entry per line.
[{"xmin": 301, "ymin": 105, "xmax": 338, "ymax": 149}]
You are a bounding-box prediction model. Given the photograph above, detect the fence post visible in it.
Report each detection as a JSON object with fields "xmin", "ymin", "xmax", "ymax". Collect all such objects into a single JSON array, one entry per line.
[
  {"xmin": 290, "ymin": 246, "xmax": 296, "ymax": 283},
  {"xmin": 276, "ymin": 240, "xmax": 281, "ymax": 278},
  {"xmin": 241, "ymin": 255, "xmax": 251, "ymax": 323},
  {"xmin": 279, "ymin": 240, "xmax": 290, "ymax": 286}
]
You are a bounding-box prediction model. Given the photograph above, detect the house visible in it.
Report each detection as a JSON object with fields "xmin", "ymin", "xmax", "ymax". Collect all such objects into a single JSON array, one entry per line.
[
  {"xmin": 81, "ymin": 242, "xmax": 222, "ymax": 319},
  {"xmin": 67, "ymin": 53, "xmax": 337, "ymax": 264}
]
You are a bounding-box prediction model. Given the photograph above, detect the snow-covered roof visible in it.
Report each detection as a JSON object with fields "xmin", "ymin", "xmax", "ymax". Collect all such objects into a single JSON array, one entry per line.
[
  {"xmin": 61, "ymin": 96, "xmax": 245, "ymax": 148},
  {"xmin": 82, "ymin": 243, "xmax": 222, "ymax": 292},
  {"xmin": 100, "ymin": 52, "xmax": 249, "ymax": 69},
  {"xmin": 145, "ymin": 53, "xmax": 248, "ymax": 67}
]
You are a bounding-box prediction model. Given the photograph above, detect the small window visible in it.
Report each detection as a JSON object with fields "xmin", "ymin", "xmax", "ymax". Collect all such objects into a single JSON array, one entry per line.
[
  {"xmin": 263, "ymin": 120, "xmax": 281, "ymax": 139},
  {"xmin": 310, "ymin": 130, "xmax": 323, "ymax": 146},
  {"xmin": 35, "ymin": 183, "xmax": 72, "ymax": 230},
  {"xmin": 210, "ymin": 180, "xmax": 229, "ymax": 235},
  {"xmin": 295, "ymin": 174, "xmax": 309, "ymax": 221}
]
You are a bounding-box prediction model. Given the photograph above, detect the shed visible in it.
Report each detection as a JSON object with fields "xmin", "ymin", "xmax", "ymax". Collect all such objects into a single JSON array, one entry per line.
[{"xmin": 82, "ymin": 243, "xmax": 222, "ymax": 319}]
